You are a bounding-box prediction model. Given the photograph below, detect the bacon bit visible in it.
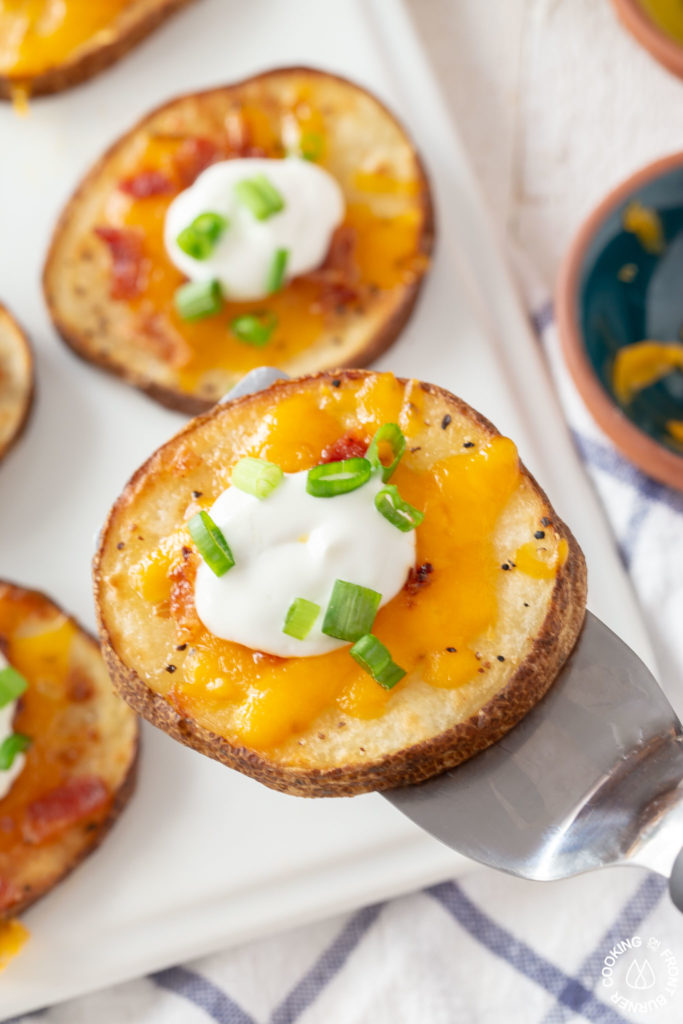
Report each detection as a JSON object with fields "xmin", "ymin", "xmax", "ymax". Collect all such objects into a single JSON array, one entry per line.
[
  {"xmin": 94, "ymin": 226, "xmax": 145, "ymax": 300},
  {"xmin": 173, "ymin": 137, "xmax": 225, "ymax": 187},
  {"xmin": 169, "ymin": 558, "xmax": 203, "ymax": 642},
  {"xmin": 307, "ymin": 225, "xmax": 361, "ymax": 312},
  {"xmin": 118, "ymin": 169, "xmax": 174, "ymax": 198},
  {"xmin": 404, "ymin": 562, "xmax": 434, "ymax": 595},
  {"xmin": 321, "ymin": 434, "xmax": 369, "ymax": 463},
  {"xmin": 22, "ymin": 777, "xmax": 109, "ymax": 845},
  {"xmin": 0, "ymin": 877, "xmax": 19, "ymax": 912}
]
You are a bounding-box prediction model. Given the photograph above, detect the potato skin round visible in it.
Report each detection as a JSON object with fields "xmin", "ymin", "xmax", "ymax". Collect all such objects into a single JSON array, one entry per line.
[{"xmin": 94, "ymin": 370, "xmax": 587, "ymax": 797}]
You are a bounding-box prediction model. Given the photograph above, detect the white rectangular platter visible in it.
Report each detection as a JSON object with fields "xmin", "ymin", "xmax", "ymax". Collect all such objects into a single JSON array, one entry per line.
[{"xmin": 0, "ymin": 0, "xmax": 656, "ymax": 1015}]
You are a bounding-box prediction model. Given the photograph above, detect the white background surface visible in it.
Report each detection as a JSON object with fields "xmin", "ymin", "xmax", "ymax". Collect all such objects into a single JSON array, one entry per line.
[
  {"xmin": 407, "ymin": 0, "xmax": 683, "ymax": 280},
  {"xmin": 0, "ymin": 0, "xmax": 660, "ymax": 1014}
]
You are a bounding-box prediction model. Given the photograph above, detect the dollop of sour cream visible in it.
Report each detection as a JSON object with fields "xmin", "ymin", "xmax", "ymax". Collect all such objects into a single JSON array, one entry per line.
[
  {"xmin": 164, "ymin": 157, "xmax": 345, "ymax": 301},
  {"xmin": 0, "ymin": 650, "xmax": 26, "ymax": 800},
  {"xmin": 194, "ymin": 470, "xmax": 416, "ymax": 658}
]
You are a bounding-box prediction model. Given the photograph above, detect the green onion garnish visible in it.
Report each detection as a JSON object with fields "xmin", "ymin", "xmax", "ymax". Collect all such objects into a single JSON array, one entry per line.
[
  {"xmin": 306, "ymin": 457, "xmax": 371, "ymax": 497},
  {"xmin": 366, "ymin": 423, "xmax": 406, "ymax": 482},
  {"xmin": 299, "ymin": 131, "xmax": 324, "ymax": 162},
  {"xmin": 0, "ymin": 732, "xmax": 31, "ymax": 770},
  {"xmin": 283, "ymin": 598, "xmax": 321, "ymax": 640},
  {"xmin": 188, "ymin": 510, "xmax": 235, "ymax": 576},
  {"xmin": 231, "ymin": 311, "xmax": 277, "ymax": 347},
  {"xmin": 266, "ymin": 248, "xmax": 289, "ymax": 293},
  {"xmin": 375, "ymin": 485, "xmax": 424, "ymax": 532},
  {"xmin": 176, "ymin": 212, "xmax": 227, "ymax": 260},
  {"xmin": 350, "ymin": 634, "xmax": 406, "ymax": 689},
  {"xmin": 231, "ymin": 456, "xmax": 283, "ymax": 499},
  {"xmin": 174, "ymin": 279, "xmax": 222, "ymax": 321},
  {"xmin": 234, "ymin": 175, "xmax": 285, "ymax": 220},
  {"xmin": 0, "ymin": 666, "xmax": 27, "ymax": 709},
  {"xmin": 322, "ymin": 580, "xmax": 381, "ymax": 642}
]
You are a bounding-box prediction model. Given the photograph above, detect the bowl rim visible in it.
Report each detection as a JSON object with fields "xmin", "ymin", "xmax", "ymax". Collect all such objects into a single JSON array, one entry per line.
[
  {"xmin": 611, "ymin": 0, "xmax": 683, "ymax": 80},
  {"xmin": 555, "ymin": 149, "xmax": 683, "ymax": 492}
]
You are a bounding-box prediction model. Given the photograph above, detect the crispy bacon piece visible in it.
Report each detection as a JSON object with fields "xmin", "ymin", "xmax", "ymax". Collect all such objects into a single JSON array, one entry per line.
[
  {"xmin": 94, "ymin": 226, "xmax": 145, "ymax": 300},
  {"xmin": 173, "ymin": 136, "xmax": 225, "ymax": 187},
  {"xmin": 22, "ymin": 777, "xmax": 109, "ymax": 845},
  {"xmin": 118, "ymin": 169, "xmax": 174, "ymax": 198},
  {"xmin": 321, "ymin": 434, "xmax": 369, "ymax": 463},
  {"xmin": 307, "ymin": 225, "xmax": 361, "ymax": 312},
  {"xmin": 404, "ymin": 562, "xmax": 434, "ymax": 596}
]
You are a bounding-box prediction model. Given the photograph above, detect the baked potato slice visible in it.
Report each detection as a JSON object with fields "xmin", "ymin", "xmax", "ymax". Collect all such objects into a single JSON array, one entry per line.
[
  {"xmin": 43, "ymin": 67, "xmax": 434, "ymax": 413},
  {"xmin": 94, "ymin": 370, "xmax": 586, "ymax": 797},
  {"xmin": 0, "ymin": 0, "xmax": 197, "ymax": 100},
  {"xmin": 0, "ymin": 581, "xmax": 139, "ymax": 919},
  {"xmin": 0, "ymin": 304, "xmax": 34, "ymax": 465}
]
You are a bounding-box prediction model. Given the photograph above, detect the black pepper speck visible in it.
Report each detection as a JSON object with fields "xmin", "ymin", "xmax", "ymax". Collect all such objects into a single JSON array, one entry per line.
[
  {"xmin": 332, "ymin": 378, "xmax": 341, "ymax": 388},
  {"xmin": 176, "ymin": 643, "xmax": 187, "ymax": 652},
  {"xmin": 501, "ymin": 563, "xmax": 510, "ymax": 571},
  {"xmin": 116, "ymin": 541, "xmax": 125, "ymax": 550},
  {"xmin": 541, "ymin": 516, "xmax": 551, "ymax": 527},
  {"xmin": 446, "ymin": 646, "xmax": 457, "ymax": 653},
  {"xmin": 192, "ymin": 490, "xmax": 203, "ymax": 499},
  {"xmin": 463, "ymin": 441, "xmax": 475, "ymax": 448},
  {"xmin": 441, "ymin": 414, "xmax": 452, "ymax": 430},
  {"xmin": 534, "ymin": 530, "xmax": 545, "ymax": 539},
  {"xmin": 497, "ymin": 655, "xmax": 505, "ymax": 662},
  {"xmin": 165, "ymin": 664, "xmax": 177, "ymax": 674}
]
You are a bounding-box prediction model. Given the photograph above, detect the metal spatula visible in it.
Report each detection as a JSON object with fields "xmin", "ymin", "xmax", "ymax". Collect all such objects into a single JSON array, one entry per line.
[
  {"xmin": 384, "ymin": 611, "xmax": 683, "ymax": 911},
  {"xmin": 226, "ymin": 369, "xmax": 683, "ymax": 911}
]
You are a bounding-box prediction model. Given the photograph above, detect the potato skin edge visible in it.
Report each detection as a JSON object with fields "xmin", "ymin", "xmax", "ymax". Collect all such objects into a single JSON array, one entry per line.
[
  {"xmin": 94, "ymin": 369, "xmax": 587, "ymax": 797},
  {"xmin": 0, "ymin": 303, "xmax": 35, "ymax": 466},
  {"xmin": 0, "ymin": 0, "xmax": 197, "ymax": 100},
  {"xmin": 0, "ymin": 579, "xmax": 140, "ymax": 918},
  {"xmin": 42, "ymin": 66, "xmax": 435, "ymax": 414}
]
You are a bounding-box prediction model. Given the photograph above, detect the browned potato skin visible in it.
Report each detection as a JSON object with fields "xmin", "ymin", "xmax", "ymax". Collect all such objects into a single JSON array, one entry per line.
[
  {"xmin": 94, "ymin": 370, "xmax": 587, "ymax": 797},
  {"xmin": 0, "ymin": 0, "xmax": 197, "ymax": 100},
  {"xmin": 43, "ymin": 68, "xmax": 435, "ymax": 414},
  {"xmin": 0, "ymin": 581, "xmax": 139, "ymax": 918},
  {"xmin": 0, "ymin": 304, "xmax": 34, "ymax": 466}
]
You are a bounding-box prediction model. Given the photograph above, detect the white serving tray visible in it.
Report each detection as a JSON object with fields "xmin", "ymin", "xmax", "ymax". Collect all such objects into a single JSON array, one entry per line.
[{"xmin": 0, "ymin": 0, "xmax": 655, "ymax": 1015}]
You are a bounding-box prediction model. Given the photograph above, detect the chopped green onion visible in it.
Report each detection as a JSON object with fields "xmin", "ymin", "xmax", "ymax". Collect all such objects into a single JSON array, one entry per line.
[
  {"xmin": 0, "ymin": 666, "xmax": 27, "ymax": 709},
  {"xmin": 375, "ymin": 484, "xmax": 424, "ymax": 532},
  {"xmin": 188, "ymin": 510, "xmax": 235, "ymax": 576},
  {"xmin": 0, "ymin": 732, "xmax": 31, "ymax": 770},
  {"xmin": 299, "ymin": 131, "xmax": 324, "ymax": 162},
  {"xmin": 306, "ymin": 457, "xmax": 371, "ymax": 497},
  {"xmin": 322, "ymin": 580, "xmax": 381, "ymax": 642},
  {"xmin": 176, "ymin": 212, "xmax": 227, "ymax": 260},
  {"xmin": 231, "ymin": 456, "xmax": 283, "ymax": 499},
  {"xmin": 174, "ymin": 279, "xmax": 222, "ymax": 320},
  {"xmin": 266, "ymin": 248, "xmax": 289, "ymax": 293},
  {"xmin": 283, "ymin": 598, "xmax": 321, "ymax": 640},
  {"xmin": 234, "ymin": 175, "xmax": 285, "ymax": 220},
  {"xmin": 231, "ymin": 311, "xmax": 277, "ymax": 347},
  {"xmin": 366, "ymin": 423, "xmax": 406, "ymax": 482},
  {"xmin": 350, "ymin": 634, "xmax": 406, "ymax": 689}
]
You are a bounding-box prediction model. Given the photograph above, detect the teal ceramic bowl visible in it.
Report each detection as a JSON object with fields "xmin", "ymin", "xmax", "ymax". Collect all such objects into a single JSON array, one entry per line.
[{"xmin": 556, "ymin": 153, "xmax": 683, "ymax": 491}]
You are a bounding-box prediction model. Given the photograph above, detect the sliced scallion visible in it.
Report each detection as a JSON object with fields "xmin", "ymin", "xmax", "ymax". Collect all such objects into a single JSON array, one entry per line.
[
  {"xmin": 306, "ymin": 457, "xmax": 371, "ymax": 497},
  {"xmin": 322, "ymin": 580, "xmax": 381, "ymax": 642},
  {"xmin": 188, "ymin": 510, "xmax": 234, "ymax": 576},
  {"xmin": 0, "ymin": 732, "xmax": 31, "ymax": 771},
  {"xmin": 176, "ymin": 212, "xmax": 227, "ymax": 260},
  {"xmin": 174, "ymin": 279, "xmax": 222, "ymax": 320},
  {"xmin": 375, "ymin": 484, "xmax": 424, "ymax": 532},
  {"xmin": 350, "ymin": 634, "xmax": 406, "ymax": 689},
  {"xmin": 234, "ymin": 175, "xmax": 285, "ymax": 220},
  {"xmin": 231, "ymin": 311, "xmax": 277, "ymax": 347},
  {"xmin": 366, "ymin": 423, "xmax": 406, "ymax": 482},
  {"xmin": 266, "ymin": 248, "xmax": 289, "ymax": 293},
  {"xmin": 299, "ymin": 131, "xmax": 324, "ymax": 162},
  {"xmin": 283, "ymin": 598, "xmax": 321, "ymax": 640},
  {"xmin": 231, "ymin": 456, "xmax": 283, "ymax": 499},
  {"xmin": 0, "ymin": 666, "xmax": 27, "ymax": 709}
]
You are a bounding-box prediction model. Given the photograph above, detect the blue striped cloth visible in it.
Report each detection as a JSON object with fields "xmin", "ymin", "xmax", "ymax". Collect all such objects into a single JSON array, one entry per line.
[{"xmin": 11, "ymin": 302, "xmax": 683, "ymax": 1024}]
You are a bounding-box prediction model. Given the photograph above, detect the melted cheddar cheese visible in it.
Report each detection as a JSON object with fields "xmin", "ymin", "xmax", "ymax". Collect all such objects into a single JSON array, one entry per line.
[{"xmin": 131, "ymin": 375, "xmax": 568, "ymax": 752}]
